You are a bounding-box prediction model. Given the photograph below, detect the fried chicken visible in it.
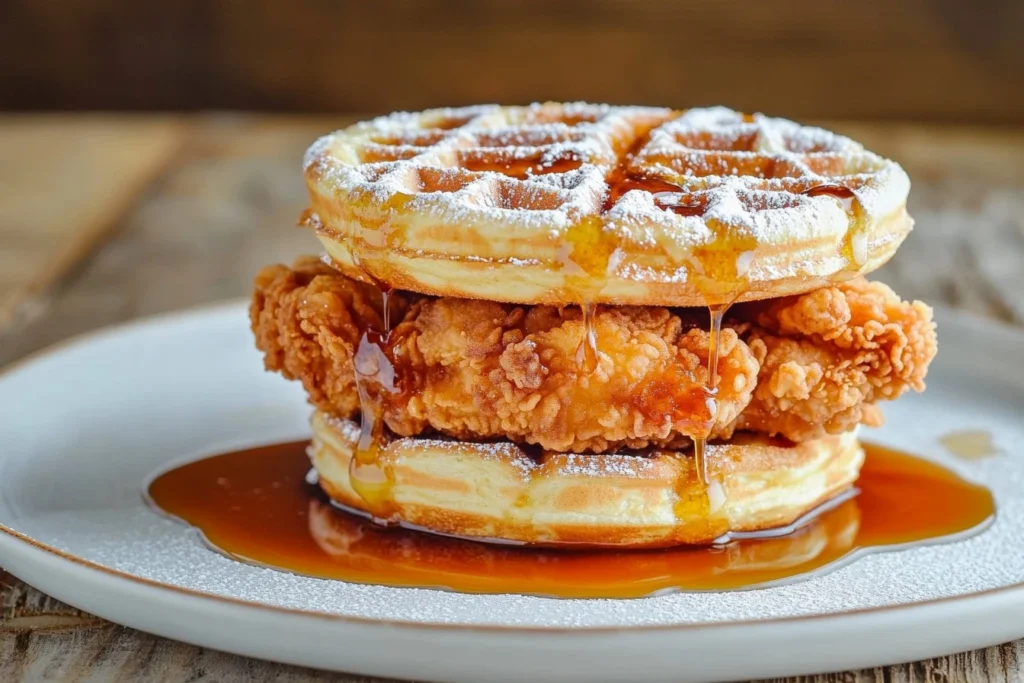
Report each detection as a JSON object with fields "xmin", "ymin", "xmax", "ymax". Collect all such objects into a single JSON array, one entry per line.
[
  {"xmin": 727, "ymin": 278, "xmax": 937, "ymax": 442},
  {"xmin": 386, "ymin": 297, "xmax": 760, "ymax": 452},
  {"xmin": 251, "ymin": 256, "xmax": 404, "ymax": 419},
  {"xmin": 251, "ymin": 258, "xmax": 937, "ymax": 452},
  {"xmin": 252, "ymin": 257, "xmax": 759, "ymax": 452}
]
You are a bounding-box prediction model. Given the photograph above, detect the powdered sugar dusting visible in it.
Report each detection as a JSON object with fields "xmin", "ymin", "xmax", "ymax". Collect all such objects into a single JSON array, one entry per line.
[
  {"xmin": 624, "ymin": 107, "xmax": 907, "ymax": 242},
  {"xmin": 306, "ymin": 104, "xmax": 911, "ymax": 288},
  {"xmin": 394, "ymin": 435, "xmax": 537, "ymax": 481},
  {"xmin": 558, "ymin": 451, "xmax": 660, "ymax": 478},
  {"xmin": 307, "ymin": 103, "xmax": 673, "ymax": 233},
  {"xmin": 309, "ymin": 104, "xmax": 907, "ymax": 232},
  {"xmin": 321, "ymin": 415, "xmax": 667, "ymax": 483}
]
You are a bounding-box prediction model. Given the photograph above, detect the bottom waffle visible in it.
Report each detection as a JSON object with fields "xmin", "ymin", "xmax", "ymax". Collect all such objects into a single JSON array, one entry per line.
[{"xmin": 310, "ymin": 411, "xmax": 864, "ymax": 548}]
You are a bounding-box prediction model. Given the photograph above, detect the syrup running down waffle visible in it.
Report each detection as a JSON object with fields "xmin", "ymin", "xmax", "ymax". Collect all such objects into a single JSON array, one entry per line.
[{"xmin": 304, "ymin": 103, "xmax": 911, "ymax": 306}]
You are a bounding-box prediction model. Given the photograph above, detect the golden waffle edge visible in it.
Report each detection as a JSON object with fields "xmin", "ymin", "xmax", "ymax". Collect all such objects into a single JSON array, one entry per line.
[
  {"xmin": 304, "ymin": 103, "xmax": 911, "ymax": 306},
  {"xmin": 310, "ymin": 411, "xmax": 863, "ymax": 548}
]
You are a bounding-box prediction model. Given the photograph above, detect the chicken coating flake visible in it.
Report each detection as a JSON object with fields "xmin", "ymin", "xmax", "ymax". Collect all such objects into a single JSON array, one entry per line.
[{"xmin": 251, "ymin": 258, "xmax": 936, "ymax": 452}]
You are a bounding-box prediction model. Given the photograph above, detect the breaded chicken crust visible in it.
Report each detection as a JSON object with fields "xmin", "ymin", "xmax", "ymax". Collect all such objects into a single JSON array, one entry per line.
[
  {"xmin": 252, "ymin": 257, "xmax": 758, "ymax": 452},
  {"xmin": 729, "ymin": 278, "xmax": 937, "ymax": 441},
  {"xmin": 387, "ymin": 296, "xmax": 759, "ymax": 452},
  {"xmin": 251, "ymin": 258, "xmax": 936, "ymax": 451}
]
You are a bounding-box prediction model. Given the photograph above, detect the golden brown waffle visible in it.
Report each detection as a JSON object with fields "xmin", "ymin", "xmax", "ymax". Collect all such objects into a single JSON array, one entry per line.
[
  {"xmin": 309, "ymin": 411, "xmax": 864, "ymax": 548},
  {"xmin": 306, "ymin": 496, "xmax": 862, "ymax": 596},
  {"xmin": 304, "ymin": 103, "xmax": 911, "ymax": 306}
]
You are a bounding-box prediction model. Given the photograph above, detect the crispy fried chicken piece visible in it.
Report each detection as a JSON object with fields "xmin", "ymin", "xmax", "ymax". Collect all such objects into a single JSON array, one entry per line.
[
  {"xmin": 251, "ymin": 259, "xmax": 937, "ymax": 450},
  {"xmin": 387, "ymin": 298, "xmax": 758, "ymax": 452},
  {"xmin": 251, "ymin": 258, "xmax": 759, "ymax": 452},
  {"xmin": 250, "ymin": 256, "xmax": 406, "ymax": 418},
  {"xmin": 727, "ymin": 278, "xmax": 937, "ymax": 441}
]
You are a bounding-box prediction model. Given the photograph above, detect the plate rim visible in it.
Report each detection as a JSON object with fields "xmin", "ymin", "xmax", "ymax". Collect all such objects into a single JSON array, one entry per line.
[{"xmin": 2, "ymin": 298, "xmax": 1023, "ymax": 633}]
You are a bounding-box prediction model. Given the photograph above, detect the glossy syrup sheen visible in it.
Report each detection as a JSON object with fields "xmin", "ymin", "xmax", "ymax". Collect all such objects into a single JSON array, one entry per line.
[{"xmin": 146, "ymin": 442, "xmax": 994, "ymax": 599}]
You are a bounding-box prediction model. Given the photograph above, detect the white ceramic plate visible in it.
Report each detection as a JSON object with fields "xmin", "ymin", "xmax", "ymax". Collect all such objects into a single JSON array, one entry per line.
[{"xmin": 1, "ymin": 302, "xmax": 1023, "ymax": 683}]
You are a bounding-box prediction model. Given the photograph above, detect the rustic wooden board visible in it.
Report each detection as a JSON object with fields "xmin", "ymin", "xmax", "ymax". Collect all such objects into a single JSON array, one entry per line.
[
  {"xmin": 0, "ymin": 115, "xmax": 344, "ymax": 366},
  {"xmin": 1, "ymin": 115, "xmax": 1023, "ymax": 682},
  {"xmin": 0, "ymin": 115, "xmax": 184, "ymax": 331},
  {"xmin": 0, "ymin": 571, "xmax": 399, "ymax": 682}
]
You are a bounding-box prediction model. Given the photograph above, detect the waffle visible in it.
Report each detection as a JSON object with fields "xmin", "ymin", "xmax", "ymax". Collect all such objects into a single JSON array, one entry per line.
[
  {"xmin": 306, "ymin": 496, "xmax": 861, "ymax": 595},
  {"xmin": 309, "ymin": 411, "xmax": 864, "ymax": 548},
  {"xmin": 304, "ymin": 103, "xmax": 912, "ymax": 306}
]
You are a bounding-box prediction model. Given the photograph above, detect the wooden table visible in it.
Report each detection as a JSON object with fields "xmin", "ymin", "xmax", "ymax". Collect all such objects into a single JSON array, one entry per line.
[{"xmin": 1, "ymin": 115, "xmax": 1022, "ymax": 682}]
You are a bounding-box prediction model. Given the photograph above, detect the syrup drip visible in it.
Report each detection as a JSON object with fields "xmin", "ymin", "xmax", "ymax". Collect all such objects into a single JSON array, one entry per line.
[
  {"xmin": 634, "ymin": 179, "xmax": 754, "ymax": 516},
  {"xmin": 349, "ymin": 285, "xmax": 400, "ymax": 523},
  {"xmin": 558, "ymin": 218, "xmax": 615, "ymax": 379},
  {"xmin": 692, "ymin": 303, "xmax": 730, "ymax": 488},
  {"xmin": 146, "ymin": 441, "xmax": 995, "ymax": 598},
  {"xmin": 561, "ymin": 131, "xmax": 695, "ymax": 371},
  {"xmin": 594, "ymin": 158, "xmax": 756, "ymax": 519},
  {"xmin": 575, "ymin": 303, "xmax": 599, "ymax": 374},
  {"xmin": 654, "ymin": 178, "xmax": 754, "ymax": 512},
  {"xmin": 801, "ymin": 184, "xmax": 865, "ymax": 271},
  {"xmin": 380, "ymin": 289, "xmax": 392, "ymax": 336}
]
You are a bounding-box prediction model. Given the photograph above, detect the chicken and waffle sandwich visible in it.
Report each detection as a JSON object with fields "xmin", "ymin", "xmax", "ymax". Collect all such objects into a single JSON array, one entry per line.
[{"xmin": 251, "ymin": 104, "xmax": 936, "ymax": 548}]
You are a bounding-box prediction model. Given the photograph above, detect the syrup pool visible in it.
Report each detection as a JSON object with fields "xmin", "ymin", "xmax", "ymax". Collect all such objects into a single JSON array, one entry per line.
[{"xmin": 146, "ymin": 441, "xmax": 994, "ymax": 599}]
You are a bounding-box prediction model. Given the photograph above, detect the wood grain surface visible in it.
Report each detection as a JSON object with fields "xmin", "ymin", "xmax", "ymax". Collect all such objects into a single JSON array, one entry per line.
[
  {"xmin": 3, "ymin": 0, "xmax": 1024, "ymax": 123},
  {"xmin": 0, "ymin": 115, "xmax": 184, "ymax": 329},
  {"xmin": 1, "ymin": 114, "xmax": 1023, "ymax": 682}
]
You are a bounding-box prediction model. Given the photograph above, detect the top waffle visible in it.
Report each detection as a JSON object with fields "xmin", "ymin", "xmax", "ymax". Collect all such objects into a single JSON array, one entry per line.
[{"xmin": 304, "ymin": 103, "xmax": 911, "ymax": 306}]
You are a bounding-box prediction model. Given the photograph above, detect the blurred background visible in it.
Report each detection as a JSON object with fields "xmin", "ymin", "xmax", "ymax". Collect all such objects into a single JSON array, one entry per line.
[
  {"xmin": 1, "ymin": 0, "xmax": 1023, "ymax": 369},
  {"xmin": 2, "ymin": 0, "xmax": 1023, "ymax": 120}
]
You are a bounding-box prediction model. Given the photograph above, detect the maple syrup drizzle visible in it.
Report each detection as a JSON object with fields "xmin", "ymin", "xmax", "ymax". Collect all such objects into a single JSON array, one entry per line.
[
  {"xmin": 692, "ymin": 303, "xmax": 730, "ymax": 488},
  {"xmin": 801, "ymin": 184, "xmax": 865, "ymax": 272},
  {"xmin": 652, "ymin": 192, "xmax": 707, "ymax": 218},
  {"xmin": 380, "ymin": 288, "xmax": 392, "ymax": 336},
  {"xmin": 610, "ymin": 162, "xmax": 748, "ymax": 502},
  {"xmin": 462, "ymin": 154, "xmax": 583, "ymax": 180},
  {"xmin": 146, "ymin": 441, "xmax": 995, "ymax": 598},
  {"xmin": 802, "ymin": 183, "xmax": 856, "ymax": 208},
  {"xmin": 639, "ymin": 184, "xmax": 753, "ymax": 514},
  {"xmin": 559, "ymin": 150, "xmax": 679, "ymax": 375},
  {"xmin": 575, "ymin": 303, "xmax": 600, "ymax": 374},
  {"xmin": 564, "ymin": 133, "xmax": 703, "ymax": 369},
  {"xmin": 603, "ymin": 174, "xmax": 687, "ymax": 212},
  {"xmin": 349, "ymin": 283, "xmax": 400, "ymax": 523}
]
